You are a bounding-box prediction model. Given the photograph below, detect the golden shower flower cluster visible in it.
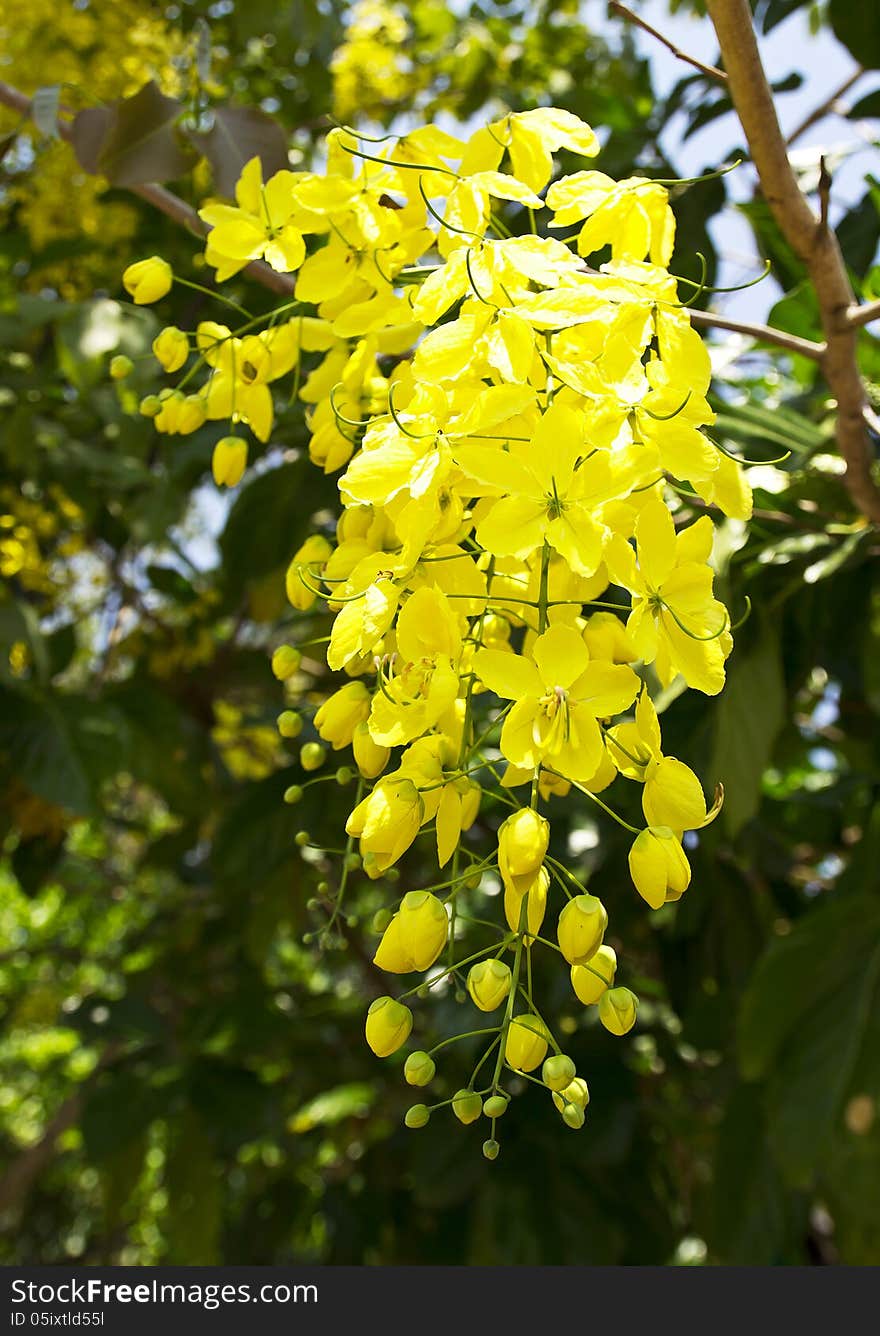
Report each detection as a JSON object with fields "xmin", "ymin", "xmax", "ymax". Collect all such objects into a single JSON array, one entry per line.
[{"xmin": 125, "ymin": 107, "xmax": 748, "ymax": 1157}]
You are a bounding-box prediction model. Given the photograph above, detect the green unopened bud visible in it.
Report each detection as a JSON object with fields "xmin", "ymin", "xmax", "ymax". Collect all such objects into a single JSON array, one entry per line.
[
  {"xmin": 404, "ymin": 1051, "xmax": 436, "ymax": 1087},
  {"xmin": 271, "ymin": 645, "xmax": 301, "ymax": 680},
  {"xmin": 336, "ymin": 766, "xmax": 354, "ymax": 786},
  {"xmin": 562, "ymin": 1101, "xmax": 585, "ymax": 1129},
  {"xmin": 277, "ymin": 710, "xmax": 303, "ymax": 739},
  {"xmin": 294, "ymin": 830, "xmax": 310, "ymax": 847},
  {"xmin": 371, "ymin": 908, "xmax": 393, "ymax": 935},
  {"xmin": 542, "ymin": 1054, "xmax": 576, "ymax": 1092},
  {"xmin": 283, "ymin": 785, "xmax": 303, "ymax": 805},
  {"xmin": 404, "ymin": 1103, "xmax": 430, "ymax": 1128},
  {"xmin": 599, "ymin": 986, "xmax": 638, "ymax": 1036},
  {"xmin": 483, "ymin": 1094, "xmax": 509, "ymax": 1119},
  {"xmin": 482, "ymin": 1138, "xmax": 500, "ymax": 1161},
  {"xmin": 110, "ymin": 354, "xmax": 134, "ymax": 380},
  {"xmin": 551, "ymin": 1077, "xmax": 590, "ymax": 1114},
  {"xmin": 139, "ymin": 394, "xmax": 162, "ymax": 417},
  {"xmin": 300, "ymin": 742, "xmax": 326, "ymax": 772},
  {"xmin": 452, "ymin": 1089, "xmax": 482, "ymax": 1125}
]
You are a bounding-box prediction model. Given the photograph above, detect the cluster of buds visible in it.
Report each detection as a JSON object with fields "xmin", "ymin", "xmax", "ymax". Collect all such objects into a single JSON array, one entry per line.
[{"xmin": 125, "ymin": 106, "xmax": 743, "ymax": 1154}]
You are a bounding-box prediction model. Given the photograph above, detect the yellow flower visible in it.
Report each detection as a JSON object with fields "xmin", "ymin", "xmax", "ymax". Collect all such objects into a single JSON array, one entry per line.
[
  {"xmin": 200, "ymin": 157, "xmax": 306, "ymax": 281},
  {"xmin": 570, "ymin": 944, "xmax": 617, "ymax": 1005},
  {"xmin": 314, "ymin": 681, "xmax": 371, "ymax": 749},
  {"xmin": 610, "ymin": 691, "xmax": 720, "ymax": 831},
  {"xmin": 556, "ymin": 894, "xmax": 608, "ymax": 965},
  {"xmin": 456, "ymin": 402, "xmax": 615, "ymax": 576},
  {"xmin": 368, "ymin": 587, "xmax": 462, "ymax": 746},
  {"xmin": 547, "ymin": 172, "xmax": 676, "ymax": 266},
  {"xmin": 505, "ymin": 1014, "xmax": 549, "ymax": 1072},
  {"xmin": 475, "ymin": 623, "xmax": 640, "ymax": 781},
  {"xmin": 373, "ymin": 891, "xmax": 448, "ymax": 972},
  {"xmin": 552, "ymin": 1076, "xmax": 590, "ymax": 1114},
  {"xmin": 628, "ymin": 826, "xmax": 691, "ymax": 910},
  {"xmin": 346, "ymin": 777, "xmax": 424, "ymax": 878},
  {"xmin": 123, "ymin": 255, "xmax": 172, "ymax": 304},
  {"xmin": 211, "ymin": 437, "xmax": 248, "ymax": 488},
  {"xmin": 607, "ymin": 498, "xmax": 731, "ymax": 695},
  {"xmin": 365, "ymin": 996, "xmax": 412, "ymax": 1056},
  {"xmin": 461, "ymin": 108, "xmax": 599, "ymax": 192},
  {"xmin": 503, "ymin": 864, "xmax": 549, "ymax": 939},
  {"xmin": 467, "ymin": 960, "xmax": 512, "ymax": 1012}
]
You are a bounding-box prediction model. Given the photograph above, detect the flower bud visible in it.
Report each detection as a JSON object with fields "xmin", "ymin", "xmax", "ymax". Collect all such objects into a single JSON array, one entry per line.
[
  {"xmin": 314, "ymin": 681, "xmax": 370, "ymax": 749},
  {"xmin": 404, "ymin": 1103, "xmax": 430, "ymax": 1128},
  {"xmin": 482, "ymin": 1139, "xmax": 500, "ymax": 1161},
  {"xmin": 557, "ymin": 894, "xmax": 608, "ymax": 965},
  {"xmin": 139, "ymin": 394, "xmax": 162, "ymax": 417},
  {"xmin": 599, "ymin": 986, "xmax": 638, "ymax": 1036},
  {"xmin": 570, "ymin": 944, "xmax": 617, "ymax": 1005},
  {"xmin": 286, "ymin": 535, "xmax": 333, "ymax": 612},
  {"xmin": 152, "ymin": 325, "xmax": 189, "ymax": 373},
  {"xmin": 552, "ymin": 1076, "xmax": 590, "ymax": 1114},
  {"xmin": 404, "ymin": 1051, "xmax": 436, "ymax": 1087},
  {"xmin": 123, "ymin": 255, "xmax": 172, "ymax": 304},
  {"xmin": 466, "ymin": 959, "xmax": 512, "ymax": 1012},
  {"xmin": 628, "ymin": 826, "xmax": 691, "ymax": 910},
  {"xmin": 283, "ymin": 785, "xmax": 303, "ymax": 805},
  {"xmin": 505, "ymin": 1014, "xmax": 549, "ymax": 1072},
  {"xmin": 212, "ymin": 436, "xmax": 248, "ymax": 488},
  {"xmin": 271, "ymin": 645, "xmax": 301, "ymax": 680},
  {"xmin": 562, "ymin": 1101, "xmax": 585, "ymax": 1129},
  {"xmin": 347, "ymin": 779, "xmax": 423, "ymax": 877},
  {"xmin": 176, "ymin": 395, "xmax": 206, "ymax": 435},
  {"xmin": 498, "ymin": 808, "xmax": 549, "ymax": 893},
  {"xmin": 582, "ymin": 611, "xmax": 638, "ymax": 664},
  {"xmin": 452, "ymin": 1089, "xmax": 482, "ymax": 1125},
  {"xmin": 110, "ymin": 354, "xmax": 133, "ymax": 380},
  {"xmin": 300, "ymin": 742, "xmax": 326, "ymax": 772},
  {"xmin": 542, "ymin": 1054, "xmax": 576, "ymax": 1092},
  {"xmin": 482, "ymin": 1094, "xmax": 509, "ymax": 1119},
  {"xmin": 365, "ymin": 996, "xmax": 412, "ymax": 1057},
  {"xmin": 277, "ymin": 710, "xmax": 303, "ymax": 738},
  {"xmin": 336, "ymin": 766, "xmax": 354, "ymax": 785},
  {"xmin": 352, "ymin": 720, "xmax": 390, "ymax": 778},
  {"xmin": 373, "ymin": 891, "xmax": 448, "ymax": 973},
  {"xmin": 503, "ymin": 864, "xmax": 549, "ymax": 939}
]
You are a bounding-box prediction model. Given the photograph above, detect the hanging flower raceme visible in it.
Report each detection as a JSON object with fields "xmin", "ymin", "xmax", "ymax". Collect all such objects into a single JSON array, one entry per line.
[{"xmin": 125, "ymin": 108, "xmax": 752, "ymax": 1159}]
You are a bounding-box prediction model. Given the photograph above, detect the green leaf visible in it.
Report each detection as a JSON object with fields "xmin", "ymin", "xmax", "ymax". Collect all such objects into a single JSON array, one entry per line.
[
  {"xmin": 219, "ymin": 459, "xmax": 333, "ymax": 597},
  {"xmin": 710, "ymin": 1083, "xmax": 791, "ymax": 1263},
  {"xmin": 709, "ymin": 623, "xmax": 785, "ymax": 836},
  {"xmin": 738, "ymin": 894, "xmax": 880, "ymax": 1184},
  {"xmin": 829, "ymin": 0, "xmax": 880, "ymax": 69},
  {"xmin": 188, "ymin": 104, "xmax": 289, "ymax": 198}
]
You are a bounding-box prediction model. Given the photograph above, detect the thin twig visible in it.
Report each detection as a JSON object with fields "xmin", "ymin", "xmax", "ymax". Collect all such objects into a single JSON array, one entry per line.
[
  {"xmin": 818, "ymin": 155, "xmax": 831, "ymax": 233},
  {"xmin": 609, "ymin": 0, "xmax": 728, "ymax": 83},
  {"xmin": 706, "ymin": 0, "xmax": 880, "ymax": 524},
  {"xmin": 784, "ymin": 67, "xmax": 864, "ymax": 148}
]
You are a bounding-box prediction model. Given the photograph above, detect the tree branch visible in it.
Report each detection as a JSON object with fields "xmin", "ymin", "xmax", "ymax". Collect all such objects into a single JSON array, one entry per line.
[
  {"xmin": 784, "ymin": 66, "xmax": 863, "ymax": 148},
  {"xmin": 847, "ymin": 299, "xmax": 880, "ymax": 330},
  {"xmin": 687, "ymin": 308, "xmax": 825, "ymax": 359},
  {"xmin": 705, "ymin": 0, "xmax": 880, "ymax": 524},
  {"xmin": 609, "ymin": 1, "xmax": 728, "ymax": 83}
]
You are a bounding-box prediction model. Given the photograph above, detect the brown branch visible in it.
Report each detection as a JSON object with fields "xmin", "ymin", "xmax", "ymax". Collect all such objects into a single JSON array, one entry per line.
[
  {"xmin": 609, "ymin": 1, "xmax": 728, "ymax": 83},
  {"xmin": 706, "ymin": 0, "xmax": 880, "ymax": 524},
  {"xmin": 848, "ymin": 299, "xmax": 880, "ymax": 330},
  {"xmin": 687, "ymin": 308, "xmax": 826, "ymax": 360},
  {"xmin": 784, "ymin": 67, "xmax": 864, "ymax": 148},
  {"xmin": 0, "ymin": 80, "xmax": 296, "ymax": 297}
]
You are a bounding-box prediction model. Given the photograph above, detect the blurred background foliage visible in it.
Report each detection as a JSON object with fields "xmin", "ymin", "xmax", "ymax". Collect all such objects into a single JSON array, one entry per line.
[{"xmin": 1, "ymin": 0, "xmax": 879, "ymax": 1266}]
